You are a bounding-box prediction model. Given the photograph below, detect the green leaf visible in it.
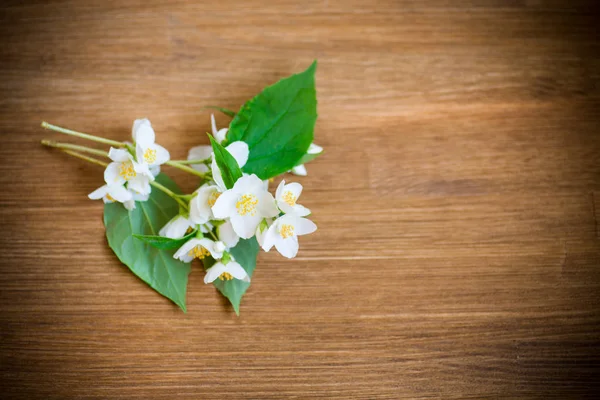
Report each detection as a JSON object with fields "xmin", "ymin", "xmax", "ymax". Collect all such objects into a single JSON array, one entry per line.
[
  {"xmin": 209, "ymin": 134, "xmax": 243, "ymax": 189},
  {"xmin": 203, "ymin": 238, "xmax": 259, "ymax": 315},
  {"xmin": 226, "ymin": 61, "xmax": 318, "ymax": 179},
  {"xmin": 204, "ymin": 106, "xmax": 236, "ymax": 118},
  {"xmin": 133, "ymin": 230, "xmax": 196, "ymax": 250},
  {"xmin": 103, "ymin": 174, "xmax": 191, "ymax": 312}
]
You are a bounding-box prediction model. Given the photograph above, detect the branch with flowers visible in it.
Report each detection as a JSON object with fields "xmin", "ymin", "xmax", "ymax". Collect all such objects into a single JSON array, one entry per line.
[{"xmin": 40, "ymin": 61, "xmax": 322, "ymax": 314}]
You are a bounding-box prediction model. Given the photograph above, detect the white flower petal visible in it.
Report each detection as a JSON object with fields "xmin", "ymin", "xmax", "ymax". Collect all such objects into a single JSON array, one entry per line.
[
  {"xmin": 211, "ymin": 114, "xmax": 218, "ymax": 137},
  {"xmin": 187, "ymin": 145, "xmax": 213, "ymax": 173},
  {"xmin": 284, "ymin": 182, "xmax": 303, "ymax": 199},
  {"xmin": 292, "ymin": 204, "xmax": 311, "ymax": 217},
  {"xmin": 104, "ymin": 162, "xmax": 126, "ymax": 185},
  {"xmin": 225, "ymin": 141, "xmax": 249, "ymax": 168},
  {"xmin": 307, "ymin": 143, "xmax": 323, "ymax": 154},
  {"xmin": 211, "ymin": 189, "xmax": 238, "ymax": 219},
  {"xmin": 295, "ymin": 217, "xmax": 317, "ymax": 236},
  {"xmin": 233, "ymin": 173, "xmax": 263, "ymax": 193},
  {"xmin": 108, "ymin": 147, "xmax": 131, "ymax": 163},
  {"xmin": 108, "ymin": 184, "xmax": 133, "ymax": 202},
  {"xmin": 217, "ymin": 220, "xmax": 239, "ymax": 248},
  {"xmin": 204, "ymin": 262, "xmax": 227, "ymax": 284},
  {"xmin": 258, "ymin": 191, "xmax": 279, "ymax": 218},
  {"xmin": 152, "ymin": 143, "xmax": 170, "ymax": 165},
  {"xmin": 261, "ymin": 222, "xmax": 278, "ymax": 252},
  {"xmin": 211, "ymin": 157, "xmax": 226, "ymax": 192},
  {"xmin": 160, "ymin": 215, "xmax": 192, "ymax": 239},
  {"xmin": 275, "ymin": 236, "xmax": 299, "ymax": 258},
  {"xmin": 127, "ymin": 175, "xmax": 151, "ymax": 195},
  {"xmin": 275, "ymin": 180, "xmax": 285, "ymax": 199},
  {"xmin": 123, "ymin": 200, "xmax": 136, "ymax": 210},
  {"xmin": 132, "ymin": 118, "xmax": 155, "ymax": 147},
  {"xmin": 230, "ymin": 213, "xmax": 261, "ymax": 239},
  {"xmin": 88, "ymin": 185, "xmax": 109, "ymax": 200},
  {"xmin": 215, "ymin": 128, "xmax": 228, "ymax": 144},
  {"xmin": 291, "ymin": 164, "xmax": 307, "ymax": 176},
  {"xmin": 226, "ymin": 261, "xmax": 250, "ymax": 282},
  {"xmin": 150, "ymin": 165, "xmax": 161, "ymax": 177}
]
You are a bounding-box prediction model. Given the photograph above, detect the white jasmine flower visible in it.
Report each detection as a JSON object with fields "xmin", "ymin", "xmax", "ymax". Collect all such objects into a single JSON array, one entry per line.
[
  {"xmin": 132, "ymin": 119, "xmax": 170, "ymax": 177},
  {"xmin": 211, "ymin": 141, "xmax": 249, "ymax": 191},
  {"xmin": 88, "ymin": 184, "xmax": 132, "ymax": 204},
  {"xmin": 204, "ymin": 259, "xmax": 250, "ymax": 284},
  {"xmin": 212, "ymin": 174, "xmax": 279, "ymax": 239},
  {"xmin": 216, "ymin": 219, "xmax": 239, "ymax": 248},
  {"xmin": 104, "ymin": 147, "xmax": 152, "ymax": 195},
  {"xmin": 173, "ymin": 238, "xmax": 225, "ymax": 263},
  {"xmin": 275, "ymin": 180, "xmax": 310, "ymax": 216},
  {"xmin": 159, "ymin": 215, "xmax": 194, "ymax": 239},
  {"xmin": 189, "ymin": 184, "xmax": 221, "ymax": 225},
  {"xmin": 187, "ymin": 114, "xmax": 230, "ymax": 172},
  {"xmin": 262, "ymin": 214, "xmax": 317, "ymax": 258},
  {"xmin": 255, "ymin": 218, "xmax": 273, "ymax": 248},
  {"xmin": 290, "ymin": 143, "xmax": 323, "ymax": 176}
]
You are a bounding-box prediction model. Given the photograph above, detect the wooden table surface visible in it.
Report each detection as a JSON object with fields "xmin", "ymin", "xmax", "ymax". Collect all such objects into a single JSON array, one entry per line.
[{"xmin": 1, "ymin": 1, "xmax": 599, "ymax": 398}]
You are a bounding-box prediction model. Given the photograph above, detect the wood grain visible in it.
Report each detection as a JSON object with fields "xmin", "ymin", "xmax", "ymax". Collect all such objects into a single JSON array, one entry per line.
[{"xmin": 1, "ymin": 1, "xmax": 600, "ymax": 398}]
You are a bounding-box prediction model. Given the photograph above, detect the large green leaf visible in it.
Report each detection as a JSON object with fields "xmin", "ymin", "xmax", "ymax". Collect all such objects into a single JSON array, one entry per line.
[
  {"xmin": 226, "ymin": 61, "xmax": 318, "ymax": 179},
  {"xmin": 210, "ymin": 135, "xmax": 243, "ymax": 189},
  {"xmin": 103, "ymin": 174, "xmax": 190, "ymax": 312},
  {"xmin": 202, "ymin": 238, "xmax": 259, "ymax": 315}
]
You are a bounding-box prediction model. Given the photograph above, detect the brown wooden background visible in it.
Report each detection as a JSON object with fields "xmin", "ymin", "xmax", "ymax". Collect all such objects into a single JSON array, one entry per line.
[{"xmin": 1, "ymin": 1, "xmax": 600, "ymax": 398}]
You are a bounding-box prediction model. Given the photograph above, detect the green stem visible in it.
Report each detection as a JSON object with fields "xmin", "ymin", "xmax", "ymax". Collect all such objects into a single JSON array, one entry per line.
[
  {"xmin": 41, "ymin": 121, "xmax": 125, "ymax": 148},
  {"xmin": 170, "ymin": 158, "xmax": 211, "ymax": 165},
  {"xmin": 206, "ymin": 227, "xmax": 218, "ymax": 241},
  {"xmin": 165, "ymin": 160, "xmax": 207, "ymax": 179},
  {"xmin": 150, "ymin": 180, "xmax": 189, "ymax": 210},
  {"xmin": 60, "ymin": 149, "xmax": 109, "ymax": 168},
  {"xmin": 41, "ymin": 140, "xmax": 109, "ymax": 158}
]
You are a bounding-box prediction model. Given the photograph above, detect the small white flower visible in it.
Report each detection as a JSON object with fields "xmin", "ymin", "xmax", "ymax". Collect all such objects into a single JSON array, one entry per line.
[
  {"xmin": 262, "ymin": 214, "xmax": 317, "ymax": 258},
  {"xmin": 173, "ymin": 238, "xmax": 224, "ymax": 263},
  {"xmin": 290, "ymin": 143, "xmax": 323, "ymax": 176},
  {"xmin": 159, "ymin": 215, "xmax": 194, "ymax": 239},
  {"xmin": 132, "ymin": 119, "xmax": 170, "ymax": 177},
  {"xmin": 211, "ymin": 141, "xmax": 249, "ymax": 191},
  {"xmin": 189, "ymin": 184, "xmax": 221, "ymax": 225},
  {"xmin": 104, "ymin": 147, "xmax": 152, "ymax": 195},
  {"xmin": 88, "ymin": 184, "xmax": 132, "ymax": 204},
  {"xmin": 212, "ymin": 174, "xmax": 279, "ymax": 239},
  {"xmin": 204, "ymin": 259, "xmax": 250, "ymax": 284},
  {"xmin": 255, "ymin": 218, "xmax": 274, "ymax": 248},
  {"xmin": 275, "ymin": 180, "xmax": 310, "ymax": 216},
  {"xmin": 216, "ymin": 219, "xmax": 239, "ymax": 248}
]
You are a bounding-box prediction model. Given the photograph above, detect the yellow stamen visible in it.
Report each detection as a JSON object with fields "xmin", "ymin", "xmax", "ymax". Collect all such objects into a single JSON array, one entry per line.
[
  {"xmin": 118, "ymin": 161, "xmax": 136, "ymax": 180},
  {"xmin": 219, "ymin": 272, "xmax": 234, "ymax": 281},
  {"xmin": 208, "ymin": 191, "xmax": 221, "ymax": 207},
  {"xmin": 280, "ymin": 224, "xmax": 294, "ymax": 239},
  {"xmin": 188, "ymin": 246, "xmax": 211, "ymax": 259},
  {"xmin": 282, "ymin": 190, "xmax": 297, "ymax": 207},
  {"xmin": 236, "ymin": 194, "xmax": 258, "ymax": 216},
  {"xmin": 105, "ymin": 194, "xmax": 115, "ymax": 202},
  {"xmin": 144, "ymin": 148, "xmax": 157, "ymax": 164}
]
